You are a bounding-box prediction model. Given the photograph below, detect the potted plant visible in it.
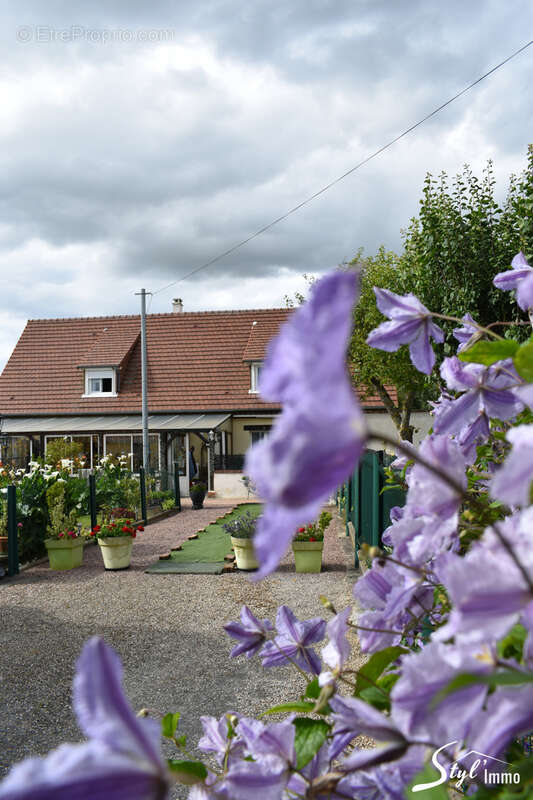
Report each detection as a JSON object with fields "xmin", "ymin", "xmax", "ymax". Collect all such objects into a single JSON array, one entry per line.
[
  {"xmin": 44, "ymin": 481, "xmax": 84, "ymax": 570},
  {"xmin": 189, "ymin": 481, "xmax": 207, "ymax": 510},
  {"xmin": 45, "ymin": 527, "xmax": 84, "ymax": 570},
  {"xmin": 90, "ymin": 517, "xmax": 143, "ymax": 570},
  {"xmin": 223, "ymin": 510, "xmax": 259, "ymax": 570},
  {"xmin": 292, "ymin": 511, "xmax": 332, "ymax": 573}
]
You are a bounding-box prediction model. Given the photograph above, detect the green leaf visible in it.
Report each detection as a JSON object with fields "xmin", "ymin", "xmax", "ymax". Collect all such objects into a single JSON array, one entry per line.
[
  {"xmin": 161, "ymin": 712, "xmax": 180, "ymax": 739},
  {"xmin": 354, "ymin": 646, "xmax": 406, "ymax": 696},
  {"xmin": 166, "ymin": 759, "xmax": 207, "ymax": 785},
  {"xmin": 359, "ymin": 686, "xmax": 390, "ymax": 711},
  {"xmin": 459, "ymin": 339, "xmax": 519, "ymax": 366},
  {"xmin": 292, "ymin": 718, "xmax": 330, "ymax": 769},
  {"xmin": 262, "ymin": 701, "xmax": 316, "ymax": 716},
  {"xmin": 514, "ymin": 340, "xmax": 533, "ymax": 381},
  {"xmin": 406, "ymin": 764, "xmax": 450, "ymax": 799},
  {"xmin": 304, "ymin": 678, "xmax": 320, "ymax": 699},
  {"xmin": 497, "ymin": 624, "xmax": 527, "ymax": 660}
]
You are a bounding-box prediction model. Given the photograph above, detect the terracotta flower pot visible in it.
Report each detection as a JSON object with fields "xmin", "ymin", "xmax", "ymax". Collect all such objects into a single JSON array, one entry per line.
[
  {"xmin": 45, "ymin": 538, "xmax": 84, "ymax": 570},
  {"xmin": 98, "ymin": 536, "xmax": 133, "ymax": 570},
  {"xmin": 292, "ymin": 540, "xmax": 324, "ymax": 573},
  {"xmin": 230, "ymin": 536, "xmax": 259, "ymax": 570},
  {"xmin": 0, "ymin": 535, "xmax": 8, "ymax": 556}
]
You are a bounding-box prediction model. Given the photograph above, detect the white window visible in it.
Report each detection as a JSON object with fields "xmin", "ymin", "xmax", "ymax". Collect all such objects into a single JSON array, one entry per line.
[
  {"xmin": 83, "ymin": 368, "xmax": 117, "ymax": 397},
  {"xmin": 249, "ymin": 362, "xmax": 263, "ymax": 394},
  {"xmin": 104, "ymin": 433, "xmax": 160, "ymax": 472}
]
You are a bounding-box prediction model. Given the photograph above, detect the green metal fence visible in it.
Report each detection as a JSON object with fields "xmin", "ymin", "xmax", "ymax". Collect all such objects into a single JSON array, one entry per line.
[{"xmin": 339, "ymin": 450, "xmax": 406, "ymax": 567}]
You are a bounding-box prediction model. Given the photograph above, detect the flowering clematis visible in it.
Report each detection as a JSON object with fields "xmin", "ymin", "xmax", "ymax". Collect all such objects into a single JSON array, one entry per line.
[
  {"xmin": 197, "ymin": 713, "xmax": 245, "ymax": 765},
  {"xmin": 321, "ymin": 606, "xmax": 352, "ymax": 673},
  {"xmin": 434, "ymin": 357, "xmax": 523, "ymax": 438},
  {"xmin": 0, "ymin": 637, "xmax": 170, "ymax": 800},
  {"xmin": 405, "ymin": 434, "xmax": 466, "ymax": 519},
  {"xmin": 224, "ymin": 606, "xmax": 273, "ymax": 659},
  {"xmin": 453, "ymin": 312, "xmax": 481, "ymax": 352},
  {"xmin": 491, "ymin": 424, "xmax": 533, "ymax": 507},
  {"xmin": 434, "ymin": 510, "xmax": 533, "ymax": 645},
  {"xmin": 390, "ymin": 641, "xmax": 491, "ymax": 745},
  {"xmin": 245, "ymin": 270, "xmax": 366, "ymax": 578},
  {"xmin": 493, "ymin": 251, "xmax": 533, "ymax": 312},
  {"xmin": 260, "ymin": 605, "xmax": 326, "ymax": 674},
  {"xmin": 329, "ymin": 695, "xmax": 407, "ymax": 763},
  {"xmin": 366, "ymin": 288, "xmax": 444, "ymax": 374}
]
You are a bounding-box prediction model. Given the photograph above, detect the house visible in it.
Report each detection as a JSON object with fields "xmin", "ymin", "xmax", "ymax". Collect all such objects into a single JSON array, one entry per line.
[{"xmin": 0, "ymin": 300, "xmax": 431, "ymax": 496}]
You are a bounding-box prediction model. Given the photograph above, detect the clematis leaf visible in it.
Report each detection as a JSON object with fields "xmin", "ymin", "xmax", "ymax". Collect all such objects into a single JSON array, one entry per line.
[
  {"xmin": 262, "ymin": 701, "xmax": 315, "ymax": 715},
  {"xmin": 497, "ymin": 623, "xmax": 527, "ymax": 660},
  {"xmin": 161, "ymin": 712, "xmax": 180, "ymax": 739},
  {"xmin": 292, "ymin": 718, "xmax": 330, "ymax": 769},
  {"xmin": 358, "ymin": 686, "xmax": 390, "ymax": 711},
  {"xmin": 459, "ymin": 338, "xmax": 519, "ymax": 365},
  {"xmin": 354, "ymin": 645, "xmax": 406, "ymax": 696},
  {"xmin": 304, "ymin": 678, "xmax": 320, "ymax": 699},
  {"xmin": 514, "ymin": 340, "xmax": 533, "ymax": 381},
  {"xmin": 166, "ymin": 760, "xmax": 207, "ymax": 785}
]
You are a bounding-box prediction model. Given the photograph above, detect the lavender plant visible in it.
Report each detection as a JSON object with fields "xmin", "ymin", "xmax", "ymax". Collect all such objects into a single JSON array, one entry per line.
[{"xmin": 2, "ymin": 255, "xmax": 533, "ymax": 798}]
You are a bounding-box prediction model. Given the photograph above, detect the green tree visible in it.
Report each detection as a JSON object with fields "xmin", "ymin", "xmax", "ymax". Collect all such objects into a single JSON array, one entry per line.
[{"xmin": 349, "ymin": 146, "xmax": 533, "ymax": 441}]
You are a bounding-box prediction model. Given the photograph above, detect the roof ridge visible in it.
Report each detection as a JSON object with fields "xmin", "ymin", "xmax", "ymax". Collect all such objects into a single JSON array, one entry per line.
[{"xmin": 27, "ymin": 308, "xmax": 292, "ymax": 323}]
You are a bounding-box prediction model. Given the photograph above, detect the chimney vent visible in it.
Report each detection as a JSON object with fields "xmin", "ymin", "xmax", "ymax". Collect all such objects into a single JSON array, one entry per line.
[{"xmin": 172, "ymin": 298, "xmax": 184, "ymax": 313}]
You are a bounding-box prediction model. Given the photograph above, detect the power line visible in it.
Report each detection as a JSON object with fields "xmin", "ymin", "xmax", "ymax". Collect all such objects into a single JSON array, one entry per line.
[{"xmin": 152, "ymin": 38, "xmax": 533, "ymax": 297}]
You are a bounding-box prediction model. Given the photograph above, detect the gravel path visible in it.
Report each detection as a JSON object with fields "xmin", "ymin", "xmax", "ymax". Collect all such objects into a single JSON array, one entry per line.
[{"xmin": 0, "ymin": 499, "xmax": 362, "ymax": 795}]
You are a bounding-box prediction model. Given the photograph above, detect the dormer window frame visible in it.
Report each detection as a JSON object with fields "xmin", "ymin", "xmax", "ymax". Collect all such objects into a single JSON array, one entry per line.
[
  {"xmin": 249, "ymin": 362, "xmax": 263, "ymax": 394},
  {"xmin": 82, "ymin": 367, "xmax": 118, "ymax": 398}
]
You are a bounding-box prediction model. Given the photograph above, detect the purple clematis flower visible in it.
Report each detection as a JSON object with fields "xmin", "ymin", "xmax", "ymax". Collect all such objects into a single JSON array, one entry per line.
[
  {"xmin": 383, "ymin": 513, "xmax": 459, "ymax": 569},
  {"xmin": 260, "ymin": 605, "xmax": 326, "ymax": 674},
  {"xmin": 237, "ymin": 717, "xmax": 295, "ymax": 764},
  {"xmin": 390, "ymin": 641, "xmax": 492, "ymax": 745},
  {"xmin": 224, "ymin": 606, "xmax": 273, "ymax": 659},
  {"xmin": 216, "ymin": 754, "xmax": 289, "ymax": 800},
  {"xmin": 286, "ymin": 742, "xmax": 337, "ymax": 799},
  {"xmin": 453, "ymin": 313, "xmax": 481, "ymax": 352},
  {"xmin": 493, "ymin": 251, "xmax": 533, "ymax": 311},
  {"xmin": 434, "ymin": 357, "xmax": 523, "ymax": 437},
  {"xmin": 491, "ymin": 424, "xmax": 533, "ymax": 506},
  {"xmin": 197, "ymin": 713, "xmax": 245, "ymax": 765},
  {"xmin": 245, "ymin": 270, "xmax": 366, "ymax": 578},
  {"xmin": 366, "ymin": 288, "xmax": 444, "ymax": 374},
  {"xmin": 321, "ymin": 606, "xmax": 352, "ymax": 673},
  {"xmin": 337, "ymin": 747, "xmax": 425, "ymax": 800},
  {"xmin": 466, "ymin": 685, "xmax": 533, "ymax": 762},
  {"xmin": 405, "ymin": 434, "xmax": 467, "ymax": 519},
  {"xmin": 329, "ymin": 695, "xmax": 407, "ymax": 763},
  {"xmin": 0, "ymin": 637, "xmax": 169, "ymax": 800},
  {"xmin": 434, "ymin": 510, "xmax": 533, "ymax": 645}
]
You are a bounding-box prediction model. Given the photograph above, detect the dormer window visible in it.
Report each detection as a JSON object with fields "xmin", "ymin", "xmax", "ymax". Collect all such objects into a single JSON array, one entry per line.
[
  {"xmin": 249, "ymin": 362, "xmax": 262, "ymax": 394},
  {"xmin": 83, "ymin": 368, "xmax": 117, "ymax": 397}
]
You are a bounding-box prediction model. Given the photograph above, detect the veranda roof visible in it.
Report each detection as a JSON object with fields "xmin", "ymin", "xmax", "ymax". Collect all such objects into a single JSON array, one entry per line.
[{"xmin": 1, "ymin": 413, "xmax": 231, "ymax": 434}]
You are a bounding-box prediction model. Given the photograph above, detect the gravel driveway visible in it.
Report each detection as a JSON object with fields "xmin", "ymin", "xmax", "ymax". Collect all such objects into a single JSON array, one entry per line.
[{"xmin": 0, "ymin": 499, "xmax": 360, "ymax": 796}]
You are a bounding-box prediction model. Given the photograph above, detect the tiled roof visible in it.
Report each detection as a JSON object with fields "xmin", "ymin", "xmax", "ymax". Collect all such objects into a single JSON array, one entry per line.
[
  {"xmin": 242, "ymin": 316, "xmax": 284, "ymax": 361},
  {"xmin": 0, "ymin": 308, "xmax": 397, "ymax": 416},
  {"xmin": 77, "ymin": 325, "xmax": 140, "ymax": 368}
]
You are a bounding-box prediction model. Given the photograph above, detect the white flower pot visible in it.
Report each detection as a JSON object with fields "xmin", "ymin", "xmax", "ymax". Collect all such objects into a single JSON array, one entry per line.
[
  {"xmin": 230, "ymin": 536, "xmax": 259, "ymax": 570},
  {"xmin": 98, "ymin": 536, "xmax": 133, "ymax": 570}
]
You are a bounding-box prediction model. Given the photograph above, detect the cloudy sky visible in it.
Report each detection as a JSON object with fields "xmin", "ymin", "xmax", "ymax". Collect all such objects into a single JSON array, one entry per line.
[{"xmin": 0, "ymin": 0, "xmax": 532, "ymax": 369}]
